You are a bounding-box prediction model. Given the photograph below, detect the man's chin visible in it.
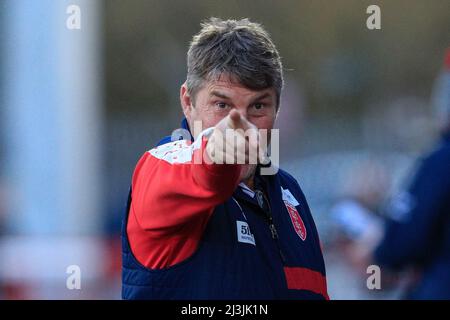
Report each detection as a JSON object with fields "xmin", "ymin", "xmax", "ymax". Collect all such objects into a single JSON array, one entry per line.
[{"xmin": 239, "ymin": 164, "xmax": 257, "ymax": 183}]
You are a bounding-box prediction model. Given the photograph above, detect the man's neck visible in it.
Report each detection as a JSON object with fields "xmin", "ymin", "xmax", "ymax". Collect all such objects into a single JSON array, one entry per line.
[{"xmin": 243, "ymin": 176, "xmax": 255, "ymax": 191}]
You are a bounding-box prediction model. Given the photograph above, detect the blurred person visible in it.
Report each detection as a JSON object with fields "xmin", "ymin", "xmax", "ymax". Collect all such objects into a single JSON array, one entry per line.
[
  {"xmin": 373, "ymin": 49, "xmax": 450, "ymax": 299},
  {"xmin": 331, "ymin": 160, "xmax": 387, "ymax": 272},
  {"xmin": 328, "ymin": 160, "xmax": 394, "ymax": 299},
  {"xmin": 121, "ymin": 18, "xmax": 328, "ymax": 300}
]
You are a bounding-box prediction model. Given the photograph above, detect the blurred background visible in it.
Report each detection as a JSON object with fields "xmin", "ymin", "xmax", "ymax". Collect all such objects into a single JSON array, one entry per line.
[{"xmin": 0, "ymin": 0, "xmax": 449, "ymax": 299}]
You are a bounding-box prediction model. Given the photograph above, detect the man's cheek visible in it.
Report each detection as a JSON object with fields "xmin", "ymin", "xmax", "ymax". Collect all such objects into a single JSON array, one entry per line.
[
  {"xmin": 253, "ymin": 116, "xmax": 274, "ymax": 130},
  {"xmin": 200, "ymin": 110, "xmax": 220, "ymax": 129}
]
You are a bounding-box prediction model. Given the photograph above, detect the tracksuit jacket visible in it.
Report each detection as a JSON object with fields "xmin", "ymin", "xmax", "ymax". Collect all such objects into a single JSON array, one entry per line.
[{"xmin": 122, "ymin": 119, "xmax": 329, "ymax": 299}]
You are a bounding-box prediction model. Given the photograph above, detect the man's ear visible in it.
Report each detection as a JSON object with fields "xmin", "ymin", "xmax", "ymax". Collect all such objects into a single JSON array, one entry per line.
[{"xmin": 180, "ymin": 82, "xmax": 193, "ymax": 120}]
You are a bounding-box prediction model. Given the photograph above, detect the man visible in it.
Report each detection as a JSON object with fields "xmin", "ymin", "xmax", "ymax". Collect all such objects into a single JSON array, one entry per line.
[
  {"xmin": 122, "ymin": 18, "xmax": 328, "ymax": 300},
  {"xmin": 373, "ymin": 50, "xmax": 450, "ymax": 299}
]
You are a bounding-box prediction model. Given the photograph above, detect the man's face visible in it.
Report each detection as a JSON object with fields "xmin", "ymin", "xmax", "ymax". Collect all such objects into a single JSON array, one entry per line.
[
  {"xmin": 181, "ymin": 74, "xmax": 277, "ymax": 136},
  {"xmin": 180, "ymin": 74, "xmax": 278, "ymax": 183}
]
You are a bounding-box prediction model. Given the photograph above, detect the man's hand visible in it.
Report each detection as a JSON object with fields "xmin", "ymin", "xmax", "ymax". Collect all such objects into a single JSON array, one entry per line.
[{"xmin": 205, "ymin": 110, "xmax": 265, "ymax": 165}]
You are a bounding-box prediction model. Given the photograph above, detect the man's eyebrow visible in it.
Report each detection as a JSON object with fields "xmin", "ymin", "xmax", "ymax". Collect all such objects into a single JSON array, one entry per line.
[
  {"xmin": 250, "ymin": 92, "xmax": 271, "ymax": 103},
  {"xmin": 210, "ymin": 90, "xmax": 231, "ymax": 100},
  {"xmin": 210, "ymin": 90, "xmax": 272, "ymax": 103}
]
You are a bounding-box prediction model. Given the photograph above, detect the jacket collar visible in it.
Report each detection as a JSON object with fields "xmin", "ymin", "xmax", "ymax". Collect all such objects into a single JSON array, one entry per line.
[{"xmin": 181, "ymin": 118, "xmax": 193, "ymax": 142}]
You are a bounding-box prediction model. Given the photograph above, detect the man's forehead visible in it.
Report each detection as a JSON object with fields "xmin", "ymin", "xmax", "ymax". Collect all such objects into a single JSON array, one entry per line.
[{"xmin": 205, "ymin": 79, "xmax": 275, "ymax": 99}]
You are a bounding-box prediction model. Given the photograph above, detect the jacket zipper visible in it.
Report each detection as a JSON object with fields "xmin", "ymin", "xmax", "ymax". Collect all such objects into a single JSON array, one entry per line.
[{"xmin": 255, "ymin": 190, "xmax": 287, "ymax": 264}]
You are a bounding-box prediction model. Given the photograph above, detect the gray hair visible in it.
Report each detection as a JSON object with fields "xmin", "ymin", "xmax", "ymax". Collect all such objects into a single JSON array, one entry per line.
[{"xmin": 186, "ymin": 17, "xmax": 284, "ymax": 107}]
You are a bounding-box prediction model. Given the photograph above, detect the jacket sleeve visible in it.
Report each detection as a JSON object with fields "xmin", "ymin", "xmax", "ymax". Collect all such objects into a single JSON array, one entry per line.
[
  {"xmin": 130, "ymin": 131, "xmax": 241, "ymax": 236},
  {"xmin": 374, "ymin": 148, "xmax": 450, "ymax": 269}
]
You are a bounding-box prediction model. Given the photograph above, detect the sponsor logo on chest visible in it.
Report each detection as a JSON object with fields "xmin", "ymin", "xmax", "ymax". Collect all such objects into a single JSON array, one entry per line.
[{"xmin": 236, "ymin": 220, "xmax": 256, "ymax": 246}]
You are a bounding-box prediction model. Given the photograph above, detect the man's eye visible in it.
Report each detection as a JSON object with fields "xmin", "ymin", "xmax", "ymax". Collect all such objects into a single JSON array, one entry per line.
[
  {"xmin": 253, "ymin": 103, "xmax": 265, "ymax": 110},
  {"xmin": 215, "ymin": 102, "xmax": 229, "ymax": 109}
]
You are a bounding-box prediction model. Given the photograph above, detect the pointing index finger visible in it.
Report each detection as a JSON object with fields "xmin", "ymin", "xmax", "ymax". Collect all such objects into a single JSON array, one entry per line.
[{"xmin": 227, "ymin": 110, "xmax": 252, "ymax": 131}]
